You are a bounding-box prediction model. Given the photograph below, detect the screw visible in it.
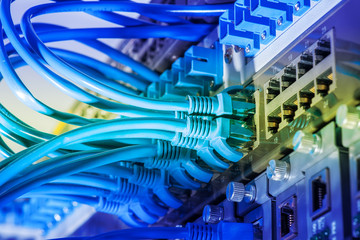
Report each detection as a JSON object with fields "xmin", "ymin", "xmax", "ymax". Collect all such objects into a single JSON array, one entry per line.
[
  {"xmin": 266, "ymin": 159, "xmax": 289, "ymax": 181},
  {"xmin": 202, "ymin": 205, "xmax": 224, "ymax": 224},
  {"xmin": 277, "ymin": 16, "xmax": 283, "ymax": 26},
  {"xmin": 292, "ymin": 130, "xmax": 322, "ymax": 155},
  {"xmin": 294, "ymin": 2, "xmax": 300, "ymax": 11},
  {"xmin": 245, "ymin": 44, "xmax": 251, "ymax": 53},
  {"xmin": 234, "ymin": 45, "xmax": 241, "ymax": 53},
  {"xmin": 226, "ymin": 182, "xmax": 256, "ymax": 203},
  {"xmin": 336, "ymin": 104, "xmax": 360, "ymax": 130},
  {"xmin": 224, "ymin": 47, "xmax": 233, "ymax": 64},
  {"xmin": 261, "ymin": 31, "xmax": 266, "ymax": 40}
]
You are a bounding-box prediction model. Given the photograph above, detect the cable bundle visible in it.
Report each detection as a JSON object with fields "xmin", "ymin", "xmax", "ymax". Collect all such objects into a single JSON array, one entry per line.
[{"xmin": 0, "ymin": 0, "xmax": 255, "ymax": 234}]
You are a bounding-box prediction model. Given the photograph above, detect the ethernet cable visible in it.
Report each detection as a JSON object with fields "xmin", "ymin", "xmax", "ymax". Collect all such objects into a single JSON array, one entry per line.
[
  {"xmin": 1, "ymin": 147, "xmax": 187, "ymax": 209},
  {"xmin": 0, "ymin": 135, "xmax": 14, "ymax": 158},
  {"xmin": 51, "ymin": 174, "xmax": 119, "ymax": 191},
  {"xmin": 0, "ymin": 144, "xmax": 156, "ymax": 204},
  {"xmin": 1, "ymin": 0, "xmax": 226, "ymax": 112},
  {"xmin": 2, "ymin": 52, "xmax": 172, "ymax": 119},
  {"xmin": 0, "ymin": 0, "xmax": 255, "ymax": 231},
  {"xmin": 23, "ymin": 193, "xmax": 99, "ymax": 207},
  {"xmin": 27, "ymin": 183, "xmax": 111, "ymax": 198},
  {"xmin": 0, "ymin": 120, "xmax": 181, "ymax": 186},
  {"xmin": 3, "ymin": 38, "xmax": 174, "ymax": 120},
  {"xmin": 10, "ymin": 22, "xmax": 159, "ymax": 83},
  {"xmin": 0, "ymin": 23, "xmax": 96, "ymax": 126},
  {"xmin": 0, "ymin": 114, "xmax": 240, "ymax": 189},
  {"xmin": 49, "ymin": 221, "xmax": 254, "ymax": 240}
]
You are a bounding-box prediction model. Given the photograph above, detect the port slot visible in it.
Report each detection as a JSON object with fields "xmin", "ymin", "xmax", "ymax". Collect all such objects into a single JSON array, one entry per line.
[
  {"xmin": 283, "ymin": 95, "xmax": 298, "ymax": 122},
  {"xmin": 298, "ymin": 53, "xmax": 313, "ymax": 78},
  {"xmin": 268, "ymin": 108, "xmax": 282, "ymax": 134},
  {"xmin": 299, "ymin": 82, "xmax": 315, "ymax": 109},
  {"xmin": 266, "ymin": 79, "xmax": 280, "ymax": 103},
  {"xmin": 311, "ymin": 169, "xmax": 330, "ymax": 219},
  {"xmin": 280, "ymin": 196, "xmax": 297, "ymax": 239},
  {"xmin": 281, "ymin": 66, "xmax": 296, "ymax": 91},
  {"xmin": 316, "ymin": 69, "xmax": 333, "ymax": 96},
  {"xmin": 314, "ymin": 39, "xmax": 331, "ymax": 65}
]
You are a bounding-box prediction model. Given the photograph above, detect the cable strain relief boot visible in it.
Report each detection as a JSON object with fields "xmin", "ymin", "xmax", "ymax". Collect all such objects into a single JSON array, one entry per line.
[
  {"xmin": 96, "ymin": 197, "xmax": 123, "ymax": 216},
  {"xmin": 130, "ymin": 165, "xmax": 159, "ymax": 189},
  {"xmin": 157, "ymin": 140, "xmax": 185, "ymax": 160},
  {"xmin": 187, "ymin": 95, "xmax": 218, "ymax": 115},
  {"xmin": 183, "ymin": 116, "xmax": 214, "ymax": 140},
  {"xmin": 172, "ymin": 132, "xmax": 202, "ymax": 150},
  {"xmin": 186, "ymin": 221, "xmax": 254, "ymax": 240}
]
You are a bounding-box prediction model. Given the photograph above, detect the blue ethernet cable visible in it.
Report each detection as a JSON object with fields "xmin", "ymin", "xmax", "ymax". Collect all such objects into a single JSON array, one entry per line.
[
  {"xmin": 23, "ymin": 193, "xmax": 99, "ymax": 207},
  {"xmin": 0, "ymin": 23, "xmax": 96, "ymax": 126},
  {"xmin": 0, "ymin": 118, "xmax": 185, "ymax": 187},
  {"xmin": 0, "ymin": 128, "xmax": 175, "ymax": 182},
  {"xmin": 26, "ymin": 183, "xmax": 111, "ymax": 197},
  {"xmin": 50, "ymin": 221, "xmax": 254, "ymax": 240},
  {"xmin": 0, "ymin": 102, "xmax": 139, "ymax": 153},
  {"xmin": 4, "ymin": 32, "xmax": 149, "ymax": 92},
  {"xmin": 51, "ymin": 48, "xmax": 148, "ymax": 92},
  {"xmin": 1, "ymin": 55, "xmax": 173, "ymax": 119},
  {"xmin": 0, "ymin": 0, "xmax": 222, "ymax": 112},
  {"xmin": 0, "ymin": 128, "xmax": 175, "ymax": 180},
  {"xmin": 51, "ymin": 174, "xmax": 119, "ymax": 191},
  {"xmin": 8, "ymin": 22, "xmax": 159, "ymax": 83},
  {"xmin": 24, "ymin": 1, "xmax": 232, "ymax": 17},
  {"xmin": 0, "ymin": 135, "xmax": 14, "ymax": 158},
  {"xmin": 1, "ymin": 150, "xmax": 103, "ymax": 193},
  {"xmin": 26, "ymin": 23, "xmax": 159, "ymax": 83},
  {"xmin": 2, "ymin": 43, "xmax": 175, "ymax": 119},
  {"xmin": 28, "ymin": 25, "xmax": 215, "ymax": 42},
  {"xmin": 0, "ymin": 145, "xmax": 157, "ymax": 205},
  {"xmin": 17, "ymin": 25, "xmax": 212, "ymax": 110}
]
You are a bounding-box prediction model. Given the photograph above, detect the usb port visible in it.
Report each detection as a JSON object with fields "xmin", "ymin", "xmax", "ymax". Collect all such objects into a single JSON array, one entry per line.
[
  {"xmin": 311, "ymin": 169, "xmax": 330, "ymax": 219},
  {"xmin": 280, "ymin": 196, "xmax": 297, "ymax": 239}
]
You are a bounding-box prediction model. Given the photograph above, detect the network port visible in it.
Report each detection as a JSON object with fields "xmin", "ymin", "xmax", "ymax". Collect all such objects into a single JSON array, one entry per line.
[
  {"xmin": 283, "ymin": 95, "xmax": 298, "ymax": 122},
  {"xmin": 268, "ymin": 108, "xmax": 282, "ymax": 134},
  {"xmin": 311, "ymin": 169, "xmax": 330, "ymax": 219},
  {"xmin": 266, "ymin": 79, "xmax": 280, "ymax": 103},
  {"xmin": 316, "ymin": 70, "xmax": 333, "ymax": 96},
  {"xmin": 300, "ymin": 82, "xmax": 315, "ymax": 109},
  {"xmin": 281, "ymin": 66, "xmax": 296, "ymax": 91},
  {"xmin": 314, "ymin": 39, "xmax": 331, "ymax": 65},
  {"xmin": 280, "ymin": 196, "xmax": 297, "ymax": 239},
  {"xmin": 298, "ymin": 53, "xmax": 313, "ymax": 78}
]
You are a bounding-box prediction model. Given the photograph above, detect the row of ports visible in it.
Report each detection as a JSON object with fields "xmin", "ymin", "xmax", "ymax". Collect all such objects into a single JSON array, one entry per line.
[
  {"xmin": 279, "ymin": 169, "xmax": 330, "ymax": 239},
  {"xmin": 266, "ymin": 39, "xmax": 331, "ymax": 104},
  {"xmin": 267, "ymin": 69, "xmax": 333, "ymax": 134}
]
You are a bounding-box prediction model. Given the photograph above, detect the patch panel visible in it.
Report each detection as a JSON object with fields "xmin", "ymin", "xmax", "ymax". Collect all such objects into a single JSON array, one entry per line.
[
  {"xmin": 262, "ymin": 32, "xmax": 334, "ymax": 139},
  {"xmin": 252, "ymin": 24, "xmax": 360, "ymax": 148}
]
